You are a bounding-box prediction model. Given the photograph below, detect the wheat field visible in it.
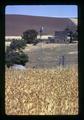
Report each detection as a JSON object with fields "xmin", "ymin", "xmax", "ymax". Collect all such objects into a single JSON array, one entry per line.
[{"xmin": 5, "ymin": 65, "xmax": 78, "ymax": 115}]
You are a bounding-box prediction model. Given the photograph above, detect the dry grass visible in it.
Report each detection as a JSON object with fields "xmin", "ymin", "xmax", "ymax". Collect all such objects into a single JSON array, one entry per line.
[
  {"xmin": 5, "ymin": 66, "xmax": 78, "ymax": 115},
  {"xmin": 24, "ymin": 43, "xmax": 78, "ymax": 69}
]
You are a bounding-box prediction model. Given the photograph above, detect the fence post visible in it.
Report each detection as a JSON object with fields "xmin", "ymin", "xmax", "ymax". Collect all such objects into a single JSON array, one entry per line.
[
  {"xmin": 58, "ymin": 55, "xmax": 65, "ymax": 67},
  {"xmin": 62, "ymin": 55, "xmax": 65, "ymax": 67},
  {"xmin": 58, "ymin": 56, "xmax": 61, "ymax": 66}
]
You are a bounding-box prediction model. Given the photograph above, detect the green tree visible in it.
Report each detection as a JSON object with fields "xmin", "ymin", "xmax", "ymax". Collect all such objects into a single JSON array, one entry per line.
[
  {"xmin": 5, "ymin": 39, "xmax": 28, "ymax": 68},
  {"xmin": 10, "ymin": 39, "xmax": 27, "ymax": 51},
  {"xmin": 22, "ymin": 29, "xmax": 38, "ymax": 44},
  {"xmin": 5, "ymin": 51, "xmax": 29, "ymax": 68},
  {"xmin": 64, "ymin": 27, "xmax": 73, "ymax": 43},
  {"xmin": 72, "ymin": 30, "xmax": 78, "ymax": 41}
]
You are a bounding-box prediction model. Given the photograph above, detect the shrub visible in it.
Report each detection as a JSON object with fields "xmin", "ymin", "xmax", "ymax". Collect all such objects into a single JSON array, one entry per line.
[
  {"xmin": 10, "ymin": 39, "xmax": 27, "ymax": 51},
  {"xmin": 64, "ymin": 27, "xmax": 71, "ymax": 33},
  {"xmin": 5, "ymin": 51, "xmax": 29, "ymax": 67},
  {"xmin": 72, "ymin": 30, "xmax": 78, "ymax": 41},
  {"xmin": 22, "ymin": 29, "xmax": 38, "ymax": 44}
]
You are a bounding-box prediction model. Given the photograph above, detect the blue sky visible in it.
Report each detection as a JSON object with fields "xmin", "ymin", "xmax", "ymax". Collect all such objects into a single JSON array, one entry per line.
[{"xmin": 5, "ymin": 5, "xmax": 77, "ymax": 18}]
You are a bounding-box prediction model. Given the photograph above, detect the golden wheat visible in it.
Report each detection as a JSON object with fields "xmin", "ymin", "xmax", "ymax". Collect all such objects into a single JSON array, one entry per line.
[{"xmin": 5, "ymin": 66, "xmax": 78, "ymax": 115}]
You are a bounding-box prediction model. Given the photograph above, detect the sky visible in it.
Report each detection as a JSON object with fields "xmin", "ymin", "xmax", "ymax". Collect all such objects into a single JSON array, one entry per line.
[{"xmin": 5, "ymin": 5, "xmax": 77, "ymax": 18}]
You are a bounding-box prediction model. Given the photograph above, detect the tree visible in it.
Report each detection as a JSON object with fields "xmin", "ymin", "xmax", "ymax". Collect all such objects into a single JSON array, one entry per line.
[
  {"xmin": 10, "ymin": 39, "xmax": 27, "ymax": 51},
  {"xmin": 72, "ymin": 29, "xmax": 78, "ymax": 41},
  {"xmin": 18, "ymin": 51, "xmax": 29, "ymax": 66},
  {"xmin": 5, "ymin": 39, "xmax": 28, "ymax": 68},
  {"xmin": 22, "ymin": 29, "xmax": 38, "ymax": 44},
  {"xmin": 64, "ymin": 27, "xmax": 73, "ymax": 43},
  {"xmin": 64, "ymin": 27, "xmax": 71, "ymax": 33},
  {"xmin": 5, "ymin": 51, "xmax": 29, "ymax": 68},
  {"xmin": 69, "ymin": 31, "xmax": 73, "ymax": 43}
]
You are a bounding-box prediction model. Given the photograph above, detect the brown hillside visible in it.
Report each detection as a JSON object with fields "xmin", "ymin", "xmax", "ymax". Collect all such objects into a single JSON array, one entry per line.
[{"xmin": 5, "ymin": 14, "xmax": 77, "ymax": 36}]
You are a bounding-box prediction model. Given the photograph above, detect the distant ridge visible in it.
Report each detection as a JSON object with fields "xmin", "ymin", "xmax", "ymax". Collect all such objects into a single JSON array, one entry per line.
[
  {"xmin": 5, "ymin": 14, "xmax": 77, "ymax": 36},
  {"xmin": 6, "ymin": 14, "xmax": 77, "ymax": 19}
]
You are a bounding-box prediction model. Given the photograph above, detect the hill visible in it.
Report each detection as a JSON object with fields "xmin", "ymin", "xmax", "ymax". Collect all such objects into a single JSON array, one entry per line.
[{"xmin": 5, "ymin": 14, "xmax": 77, "ymax": 36}]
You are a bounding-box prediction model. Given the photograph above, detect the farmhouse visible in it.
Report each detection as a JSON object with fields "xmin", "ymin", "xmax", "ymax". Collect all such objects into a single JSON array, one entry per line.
[
  {"xmin": 5, "ymin": 14, "xmax": 77, "ymax": 41},
  {"xmin": 48, "ymin": 31, "xmax": 68, "ymax": 43}
]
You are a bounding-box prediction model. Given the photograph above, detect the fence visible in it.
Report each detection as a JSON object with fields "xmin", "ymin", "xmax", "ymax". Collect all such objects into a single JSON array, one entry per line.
[{"xmin": 26, "ymin": 55, "xmax": 78, "ymax": 69}]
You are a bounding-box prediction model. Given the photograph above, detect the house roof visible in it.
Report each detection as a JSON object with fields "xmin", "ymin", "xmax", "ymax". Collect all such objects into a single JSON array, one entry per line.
[{"xmin": 5, "ymin": 14, "xmax": 77, "ymax": 36}]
